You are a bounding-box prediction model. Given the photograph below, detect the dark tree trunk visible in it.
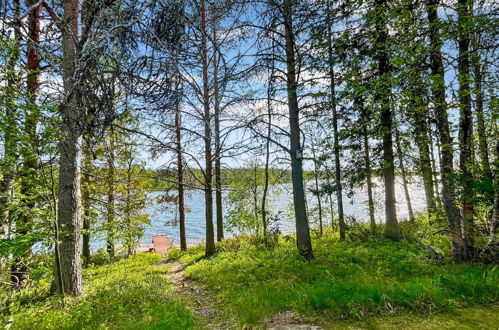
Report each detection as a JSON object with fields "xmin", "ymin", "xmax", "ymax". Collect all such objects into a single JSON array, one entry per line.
[
  {"xmin": 201, "ymin": 0, "xmax": 215, "ymax": 257},
  {"xmin": 57, "ymin": 0, "xmax": 83, "ymax": 296},
  {"xmin": 361, "ymin": 107, "xmax": 376, "ymax": 232},
  {"xmin": 427, "ymin": 0, "xmax": 466, "ymax": 262},
  {"xmin": 213, "ymin": 24, "xmax": 224, "ymax": 242},
  {"xmin": 395, "ymin": 126, "xmax": 415, "ymax": 222},
  {"xmin": 283, "ymin": 0, "xmax": 313, "ymax": 259},
  {"xmin": 6, "ymin": 0, "xmax": 22, "ymax": 287},
  {"xmin": 106, "ymin": 129, "xmax": 116, "ymax": 257},
  {"xmin": 81, "ymin": 139, "xmax": 91, "ymax": 266},
  {"xmin": 175, "ymin": 105, "xmax": 187, "ymax": 251},
  {"xmin": 327, "ymin": 8, "xmax": 345, "ymax": 240},
  {"xmin": 374, "ymin": 0, "xmax": 399, "ymax": 240},
  {"xmin": 457, "ymin": 0, "xmax": 475, "ymax": 249},
  {"xmin": 311, "ymin": 145, "xmax": 323, "ymax": 236}
]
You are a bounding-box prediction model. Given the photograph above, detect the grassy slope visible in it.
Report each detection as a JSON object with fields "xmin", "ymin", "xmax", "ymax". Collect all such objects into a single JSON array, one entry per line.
[
  {"xmin": 3, "ymin": 254, "xmax": 197, "ymax": 330},
  {"xmin": 2, "ymin": 236, "xmax": 497, "ymax": 329},
  {"xmin": 170, "ymin": 235, "xmax": 498, "ymax": 328}
]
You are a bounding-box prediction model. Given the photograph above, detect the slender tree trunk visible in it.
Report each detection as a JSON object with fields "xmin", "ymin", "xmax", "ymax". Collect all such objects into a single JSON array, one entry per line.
[
  {"xmin": 327, "ymin": 8, "xmax": 345, "ymax": 240},
  {"xmin": 57, "ymin": 0, "xmax": 83, "ymax": 295},
  {"xmin": 106, "ymin": 129, "xmax": 115, "ymax": 257},
  {"xmin": 311, "ymin": 146, "xmax": 323, "ymax": 235},
  {"xmin": 361, "ymin": 110, "xmax": 376, "ymax": 232},
  {"xmin": 81, "ymin": 139, "xmax": 91, "ymax": 266},
  {"xmin": 201, "ymin": 0, "xmax": 215, "ymax": 257},
  {"xmin": 5, "ymin": 0, "xmax": 21, "ymax": 286},
  {"xmin": 261, "ymin": 70, "xmax": 273, "ymax": 241},
  {"xmin": 213, "ymin": 24, "xmax": 224, "ymax": 242},
  {"xmin": 457, "ymin": 0, "xmax": 475, "ymax": 251},
  {"xmin": 175, "ymin": 104, "xmax": 187, "ymax": 251},
  {"xmin": 283, "ymin": 0, "xmax": 313, "ymax": 259},
  {"xmin": 428, "ymin": 128, "xmax": 442, "ymax": 208},
  {"xmin": 427, "ymin": 0, "xmax": 466, "ymax": 262},
  {"xmin": 408, "ymin": 82, "xmax": 436, "ymax": 214},
  {"xmin": 374, "ymin": 0, "xmax": 399, "ymax": 240},
  {"xmin": 395, "ymin": 126, "xmax": 415, "ymax": 222},
  {"xmin": 480, "ymin": 115, "xmax": 498, "ymax": 263},
  {"xmin": 471, "ymin": 56, "xmax": 491, "ymax": 180}
]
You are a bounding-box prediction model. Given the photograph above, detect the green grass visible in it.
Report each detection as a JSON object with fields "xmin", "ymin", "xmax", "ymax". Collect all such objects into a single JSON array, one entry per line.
[
  {"xmin": 170, "ymin": 235, "xmax": 498, "ymax": 327},
  {"xmin": 3, "ymin": 253, "xmax": 197, "ymax": 330}
]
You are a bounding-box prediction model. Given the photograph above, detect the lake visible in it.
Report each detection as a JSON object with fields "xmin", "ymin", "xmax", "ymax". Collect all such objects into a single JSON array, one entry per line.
[{"xmin": 124, "ymin": 178, "xmax": 428, "ymax": 248}]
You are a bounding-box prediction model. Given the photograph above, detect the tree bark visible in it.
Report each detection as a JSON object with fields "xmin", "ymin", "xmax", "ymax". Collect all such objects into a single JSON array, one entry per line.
[
  {"xmin": 426, "ymin": 0, "xmax": 466, "ymax": 262},
  {"xmin": 5, "ymin": 0, "xmax": 22, "ymax": 286},
  {"xmin": 311, "ymin": 145, "xmax": 323, "ymax": 236},
  {"xmin": 81, "ymin": 139, "xmax": 91, "ymax": 266},
  {"xmin": 457, "ymin": 0, "xmax": 475, "ymax": 250},
  {"xmin": 175, "ymin": 104, "xmax": 187, "ymax": 251},
  {"xmin": 374, "ymin": 0, "xmax": 399, "ymax": 240},
  {"xmin": 213, "ymin": 23, "xmax": 224, "ymax": 242},
  {"xmin": 395, "ymin": 126, "xmax": 415, "ymax": 222},
  {"xmin": 327, "ymin": 7, "xmax": 345, "ymax": 240},
  {"xmin": 283, "ymin": 0, "xmax": 313, "ymax": 259},
  {"xmin": 106, "ymin": 128, "xmax": 116, "ymax": 257},
  {"xmin": 57, "ymin": 0, "xmax": 83, "ymax": 295},
  {"xmin": 361, "ymin": 108, "xmax": 376, "ymax": 232},
  {"xmin": 201, "ymin": 0, "xmax": 215, "ymax": 257}
]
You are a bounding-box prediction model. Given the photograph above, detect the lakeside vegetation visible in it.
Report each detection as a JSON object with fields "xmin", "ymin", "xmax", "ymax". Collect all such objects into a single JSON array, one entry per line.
[{"xmin": 2, "ymin": 220, "xmax": 497, "ymax": 329}]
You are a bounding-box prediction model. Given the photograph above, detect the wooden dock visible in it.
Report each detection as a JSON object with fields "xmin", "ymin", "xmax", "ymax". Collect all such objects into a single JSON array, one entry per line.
[{"xmin": 152, "ymin": 235, "xmax": 173, "ymax": 255}]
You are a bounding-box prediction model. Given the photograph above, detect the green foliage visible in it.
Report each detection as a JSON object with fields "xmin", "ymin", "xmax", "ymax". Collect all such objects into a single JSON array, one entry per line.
[
  {"xmin": 175, "ymin": 235, "xmax": 498, "ymax": 326},
  {"xmin": 2, "ymin": 253, "xmax": 197, "ymax": 330}
]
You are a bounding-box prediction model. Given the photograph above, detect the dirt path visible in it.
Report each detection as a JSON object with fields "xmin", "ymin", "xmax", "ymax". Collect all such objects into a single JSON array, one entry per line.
[
  {"xmin": 166, "ymin": 260, "xmax": 321, "ymax": 330},
  {"xmin": 166, "ymin": 260, "xmax": 234, "ymax": 329}
]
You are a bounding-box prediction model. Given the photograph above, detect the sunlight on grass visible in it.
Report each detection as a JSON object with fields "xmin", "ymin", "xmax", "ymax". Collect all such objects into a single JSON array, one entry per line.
[{"xmin": 6, "ymin": 254, "xmax": 197, "ymax": 330}]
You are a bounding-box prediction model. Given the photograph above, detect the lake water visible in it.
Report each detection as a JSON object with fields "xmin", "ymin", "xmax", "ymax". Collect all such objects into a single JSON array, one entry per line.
[{"xmin": 124, "ymin": 178, "xmax": 427, "ymax": 248}]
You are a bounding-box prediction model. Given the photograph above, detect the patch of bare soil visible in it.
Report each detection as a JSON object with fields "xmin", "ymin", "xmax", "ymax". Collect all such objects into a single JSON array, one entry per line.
[
  {"xmin": 266, "ymin": 311, "xmax": 323, "ymax": 330},
  {"xmin": 166, "ymin": 260, "xmax": 235, "ymax": 329}
]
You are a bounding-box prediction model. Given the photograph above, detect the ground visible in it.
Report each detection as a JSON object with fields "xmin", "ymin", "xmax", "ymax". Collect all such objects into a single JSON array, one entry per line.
[{"xmin": 1, "ymin": 235, "xmax": 498, "ymax": 329}]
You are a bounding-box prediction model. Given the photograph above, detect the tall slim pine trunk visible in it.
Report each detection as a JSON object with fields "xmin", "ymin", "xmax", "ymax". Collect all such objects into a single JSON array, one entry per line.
[
  {"xmin": 58, "ymin": 0, "xmax": 83, "ymax": 295},
  {"xmin": 175, "ymin": 104, "xmax": 187, "ymax": 251},
  {"xmin": 213, "ymin": 24, "xmax": 224, "ymax": 242},
  {"xmin": 283, "ymin": 0, "xmax": 313, "ymax": 259},
  {"xmin": 106, "ymin": 129, "xmax": 116, "ymax": 257},
  {"xmin": 395, "ymin": 126, "xmax": 415, "ymax": 222},
  {"xmin": 427, "ymin": 0, "xmax": 466, "ymax": 262},
  {"xmin": 201, "ymin": 0, "xmax": 215, "ymax": 257},
  {"xmin": 374, "ymin": 0, "xmax": 399, "ymax": 240},
  {"xmin": 327, "ymin": 7, "xmax": 345, "ymax": 240},
  {"xmin": 81, "ymin": 139, "xmax": 91, "ymax": 266}
]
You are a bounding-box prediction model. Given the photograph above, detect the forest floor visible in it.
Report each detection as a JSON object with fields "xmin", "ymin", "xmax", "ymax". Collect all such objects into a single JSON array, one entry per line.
[{"xmin": 1, "ymin": 233, "xmax": 498, "ymax": 329}]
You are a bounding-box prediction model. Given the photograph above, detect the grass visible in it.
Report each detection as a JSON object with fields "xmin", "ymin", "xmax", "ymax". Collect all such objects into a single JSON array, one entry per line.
[
  {"xmin": 2, "ymin": 253, "xmax": 197, "ymax": 330},
  {"xmin": 1, "ymin": 232, "xmax": 497, "ymax": 329},
  {"xmin": 169, "ymin": 234, "xmax": 498, "ymax": 327}
]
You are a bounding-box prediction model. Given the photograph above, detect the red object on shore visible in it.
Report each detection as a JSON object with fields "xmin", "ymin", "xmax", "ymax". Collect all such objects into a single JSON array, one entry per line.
[{"xmin": 152, "ymin": 235, "xmax": 173, "ymax": 255}]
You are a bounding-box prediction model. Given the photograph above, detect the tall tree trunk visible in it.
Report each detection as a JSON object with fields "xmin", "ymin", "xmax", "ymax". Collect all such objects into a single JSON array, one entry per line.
[
  {"xmin": 311, "ymin": 145, "xmax": 323, "ymax": 236},
  {"xmin": 395, "ymin": 126, "xmax": 415, "ymax": 222},
  {"xmin": 57, "ymin": 0, "xmax": 83, "ymax": 295},
  {"xmin": 428, "ymin": 128, "xmax": 442, "ymax": 208},
  {"xmin": 5, "ymin": 0, "xmax": 21, "ymax": 286},
  {"xmin": 457, "ymin": 0, "xmax": 475, "ymax": 250},
  {"xmin": 427, "ymin": 0, "xmax": 466, "ymax": 262},
  {"xmin": 106, "ymin": 129, "xmax": 115, "ymax": 257},
  {"xmin": 175, "ymin": 104, "xmax": 187, "ymax": 251},
  {"xmin": 408, "ymin": 81, "xmax": 436, "ymax": 215},
  {"xmin": 283, "ymin": 0, "xmax": 313, "ymax": 259},
  {"xmin": 81, "ymin": 139, "xmax": 91, "ymax": 266},
  {"xmin": 213, "ymin": 23, "xmax": 224, "ymax": 242},
  {"xmin": 261, "ymin": 70, "xmax": 273, "ymax": 241},
  {"xmin": 374, "ymin": 0, "xmax": 399, "ymax": 240},
  {"xmin": 480, "ymin": 114, "xmax": 498, "ymax": 263},
  {"xmin": 201, "ymin": 0, "xmax": 215, "ymax": 257},
  {"xmin": 471, "ymin": 48, "xmax": 492, "ymax": 188},
  {"xmin": 327, "ymin": 7, "xmax": 345, "ymax": 240},
  {"xmin": 361, "ymin": 108, "xmax": 376, "ymax": 232}
]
